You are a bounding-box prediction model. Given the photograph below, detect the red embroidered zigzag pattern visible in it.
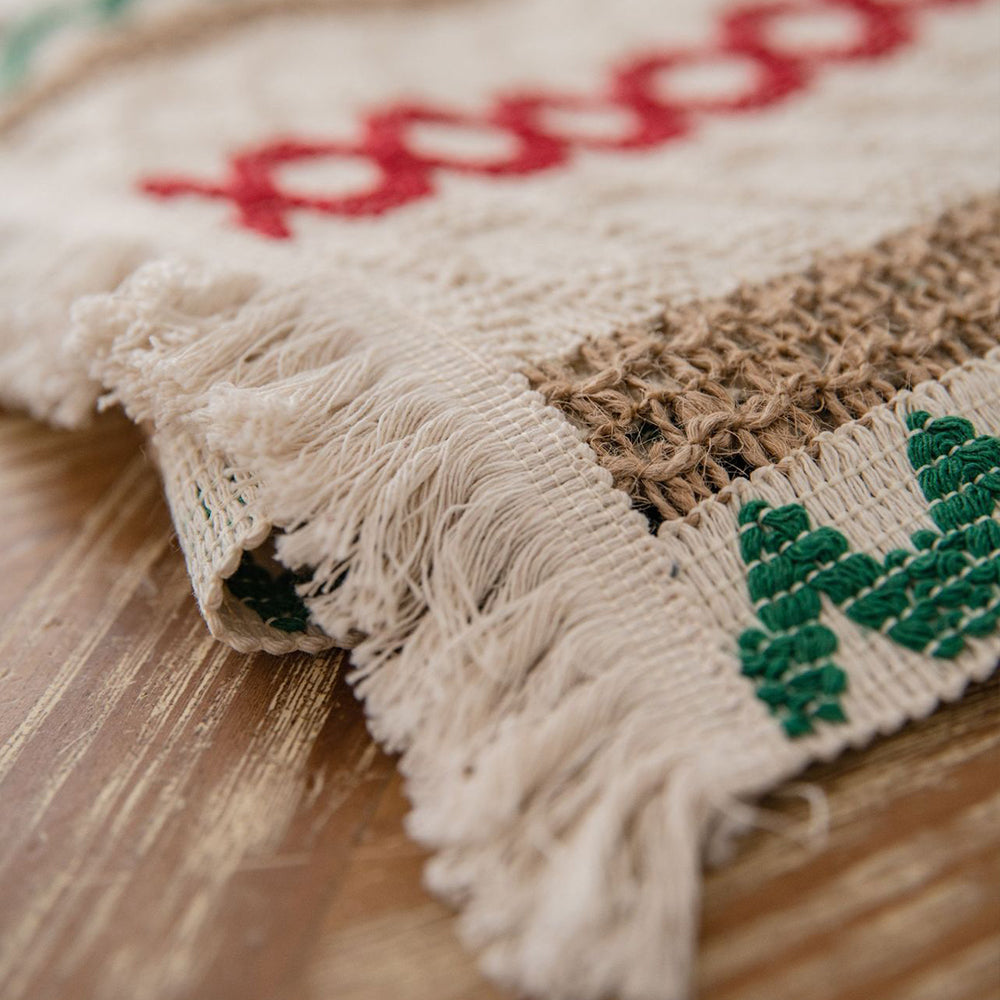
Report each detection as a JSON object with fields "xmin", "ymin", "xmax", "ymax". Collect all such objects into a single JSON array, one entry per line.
[{"xmin": 139, "ymin": 0, "xmax": 980, "ymax": 238}]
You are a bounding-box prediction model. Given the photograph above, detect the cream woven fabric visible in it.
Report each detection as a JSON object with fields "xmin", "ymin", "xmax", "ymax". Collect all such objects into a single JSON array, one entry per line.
[{"xmin": 1, "ymin": 1, "xmax": 998, "ymax": 997}]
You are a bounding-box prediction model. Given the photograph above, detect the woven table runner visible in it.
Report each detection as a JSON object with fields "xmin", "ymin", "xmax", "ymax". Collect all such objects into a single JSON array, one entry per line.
[{"xmin": 1, "ymin": 1, "xmax": 998, "ymax": 996}]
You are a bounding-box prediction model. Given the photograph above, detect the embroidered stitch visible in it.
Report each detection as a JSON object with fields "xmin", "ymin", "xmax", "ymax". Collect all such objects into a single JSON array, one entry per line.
[
  {"xmin": 225, "ymin": 550, "xmax": 311, "ymax": 633},
  {"xmin": 138, "ymin": 0, "xmax": 979, "ymax": 237},
  {"xmin": 195, "ymin": 480, "xmax": 312, "ymax": 633},
  {"xmin": 738, "ymin": 411, "xmax": 1000, "ymax": 738}
]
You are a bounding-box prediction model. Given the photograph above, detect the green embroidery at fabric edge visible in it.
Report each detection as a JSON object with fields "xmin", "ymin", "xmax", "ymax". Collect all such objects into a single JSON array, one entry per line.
[
  {"xmin": 225, "ymin": 552, "xmax": 312, "ymax": 634},
  {"xmin": 1, "ymin": 0, "xmax": 136, "ymax": 91},
  {"xmin": 738, "ymin": 411, "xmax": 1000, "ymax": 738},
  {"xmin": 194, "ymin": 482, "xmax": 311, "ymax": 634}
]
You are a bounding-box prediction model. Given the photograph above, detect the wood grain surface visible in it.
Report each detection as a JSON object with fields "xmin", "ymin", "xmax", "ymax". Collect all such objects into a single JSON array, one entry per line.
[{"xmin": 0, "ymin": 409, "xmax": 997, "ymax": 1000}]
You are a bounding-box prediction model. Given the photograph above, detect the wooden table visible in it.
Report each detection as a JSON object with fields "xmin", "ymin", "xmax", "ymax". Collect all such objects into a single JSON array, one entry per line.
[{"xmin": 1, "ymin": 409, "xmax": 997, "ymax": 1000}]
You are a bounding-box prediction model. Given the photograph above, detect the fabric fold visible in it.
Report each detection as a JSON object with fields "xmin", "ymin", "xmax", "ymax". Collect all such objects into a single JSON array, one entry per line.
[{"xmin": 2, "ymin": 0, "xmax": 999, "ymax": 996}]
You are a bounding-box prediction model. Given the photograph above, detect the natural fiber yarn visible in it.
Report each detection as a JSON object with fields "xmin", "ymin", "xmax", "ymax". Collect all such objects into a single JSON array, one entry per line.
[
  {"xmin": 525, "ymin": 198, "xmax": 1000, "ymax": 525},
  {"xmin": 1, "ymin": 1, "xmax": 998, "ymax": 997}
]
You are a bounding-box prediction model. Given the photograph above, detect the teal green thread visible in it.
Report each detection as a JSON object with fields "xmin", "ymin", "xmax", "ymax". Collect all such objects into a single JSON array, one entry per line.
[
  {"xmin": 196, "ymin": 483, "xmax": 309, "ymax": 634},
  {"xmin": 195, "ymin": 485, "xmax": 212, "ymax": 522},
  {"xmin": 225, "ymin": 552, "xmax": 311, "ymax": 634},
  {"xmin": 737, "ymin": 411, "xmax": 1000, "ymax": 738},
  {"xmin": 1, "ymin": 0, "xmax": 137, "ymax": 91}
]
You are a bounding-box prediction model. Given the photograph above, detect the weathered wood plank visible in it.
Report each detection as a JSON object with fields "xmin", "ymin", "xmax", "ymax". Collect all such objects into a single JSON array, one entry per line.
[{"xmin": 0, "ymin": 411, "xmax": 997, "ymax": 1000}]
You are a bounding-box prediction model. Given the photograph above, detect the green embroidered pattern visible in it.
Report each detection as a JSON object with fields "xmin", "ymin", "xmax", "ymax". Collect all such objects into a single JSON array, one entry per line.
[
  {"xmin": 225, "ymin": 551, "xmax": 312, "ymax": 634},
  {"xmin": 194, "ymin": 482, "xmax": 311, "ymax": 634},
  {"xmin": 1, "ymin": 0, "xmax": 136, "ymax": 91},
  {"xmin": 738, "ymin": 411, "xmax": 1000, "ymax": 738}
]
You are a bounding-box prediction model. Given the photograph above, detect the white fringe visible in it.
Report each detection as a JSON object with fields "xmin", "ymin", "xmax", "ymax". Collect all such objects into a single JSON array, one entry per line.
[
  {"xmin": 69, "ymin": 259, "xmax": 1000, "ymax": 1000},
  {"xmin": 72, "ymin": 258, "xmax": 798, "ymax": 1000}
]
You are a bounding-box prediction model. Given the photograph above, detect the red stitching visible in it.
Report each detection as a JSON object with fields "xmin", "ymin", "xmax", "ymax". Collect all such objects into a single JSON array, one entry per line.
[
  {"xmin": 496, "ymin": 92, "xmax": 688, "ymax": 151},
  {"xmin": 723, "ymin": 0, "xmax": 912, "ymax": 63},
  {"xmin": 138, "ymin": 0, "xmax": 984, "ymax": 238},
  {"xmin": 367, "ymin": 104, "xmax": 568, "ymax": 174},
  {"xmin": 143, "ymin": 137, "xmax": 433, "ymax": 237},
  {"xmin": 613, "ymin": 47, "xmax": 807, "ymax": 116}
]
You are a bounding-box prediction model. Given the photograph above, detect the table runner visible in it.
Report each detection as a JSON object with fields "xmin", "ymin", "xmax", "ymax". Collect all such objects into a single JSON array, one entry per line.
[{"xmin": 1, "ymin": 1, "xmax": 998, "ymax": 996}]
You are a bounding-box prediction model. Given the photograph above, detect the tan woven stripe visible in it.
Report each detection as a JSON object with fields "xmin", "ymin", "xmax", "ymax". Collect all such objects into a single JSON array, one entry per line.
[{"xmin": 525, "ymin": 196, "xmax": 1000, "ymax": 527}]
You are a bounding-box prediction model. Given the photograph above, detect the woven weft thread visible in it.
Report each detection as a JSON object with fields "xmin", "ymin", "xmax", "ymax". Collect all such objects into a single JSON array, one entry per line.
[{"xmin": 526, "ymin": 197, "xmax": 1000, "ymax": 527}]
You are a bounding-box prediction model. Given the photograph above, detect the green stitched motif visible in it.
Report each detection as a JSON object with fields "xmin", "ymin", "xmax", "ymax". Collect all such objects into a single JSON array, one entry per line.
[
  {"xmin": 1, "ymin": 0, "xmax": 137, "ymax": 91},
  {"xmin": 737, "ymin": 411, "xmax": 1000, "ymax": 738},
  {"xmin": 738, "ymin": 503, "xmax": 855, "ymax": 738},
  {"xmin": 226, "ymin": 551, "xmax": 311, "ymax": 634},
  {"xmin": 195, "ymin": 484, "xmax": 311, "ymax": 634}
]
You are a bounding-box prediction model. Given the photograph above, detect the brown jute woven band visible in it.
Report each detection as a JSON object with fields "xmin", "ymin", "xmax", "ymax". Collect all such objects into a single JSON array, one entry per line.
[
  {"xmin": 526, "ymin": 196, "xmax": 1000, "ymax": 526},
  {"xmin": 1, "ymin": 1, "xmax": 998, "ymax": 998}
]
